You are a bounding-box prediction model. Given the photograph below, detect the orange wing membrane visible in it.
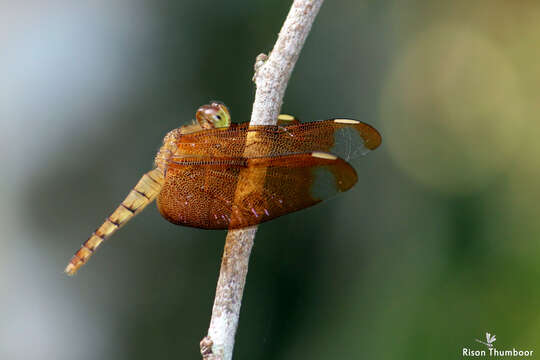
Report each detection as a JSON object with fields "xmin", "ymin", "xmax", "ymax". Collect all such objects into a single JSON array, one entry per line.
[
  {"xmin": 157, "ymin": 152, "xmax": 357, "ymax": 229},
  {"xmin": 172, "ymin": 119, "xmax": 381, "ymax": 161},
  {"xmin": 65, "ymin": 102, "xmax": 381, "ymax": 275}
]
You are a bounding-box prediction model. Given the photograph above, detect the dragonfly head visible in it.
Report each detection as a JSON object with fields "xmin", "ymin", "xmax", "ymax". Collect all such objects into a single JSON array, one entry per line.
[{"xmin": 196, "ymin": 101, "xmax": 231, "ymax": 129}]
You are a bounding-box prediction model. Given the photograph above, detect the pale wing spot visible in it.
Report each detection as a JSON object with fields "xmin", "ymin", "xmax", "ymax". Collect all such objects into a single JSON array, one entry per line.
[
  {"xmin": 334, "ymin": 118, "xmax": 360, "ymax": 124},
  {"xmin": 278, "ymin": 114, "xmax": 296, "ymax": 121},
  {"xmin": 311, "ymin": 152, "xmax": 338, "ymax": 160}
]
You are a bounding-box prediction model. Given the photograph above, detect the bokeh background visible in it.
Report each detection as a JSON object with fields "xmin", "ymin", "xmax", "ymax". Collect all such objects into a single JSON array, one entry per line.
[{"xmin": 2, "ymin": 1, "xmax": 540, "ymax": 359}]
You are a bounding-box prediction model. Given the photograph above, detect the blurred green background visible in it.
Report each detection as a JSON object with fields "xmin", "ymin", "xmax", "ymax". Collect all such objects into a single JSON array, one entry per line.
[{"xmin": 2, "ymin": 1, "xmax": 540, "ymax": 359}]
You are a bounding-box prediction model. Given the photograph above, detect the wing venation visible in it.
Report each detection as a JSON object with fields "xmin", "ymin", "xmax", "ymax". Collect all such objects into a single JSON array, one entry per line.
[
  {"xmin": 157, "ymin": 152, "xmax": 357, "ymax": 229},
  {"xmin": 172, "ymin": 119, "xmax": 381, "ymax": 161}
]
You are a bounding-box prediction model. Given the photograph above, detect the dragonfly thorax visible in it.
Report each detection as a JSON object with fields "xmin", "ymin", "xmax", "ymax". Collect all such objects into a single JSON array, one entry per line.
[{"xmin": 154, "ymin": 128, "xmax": 181, "ymax": 175}]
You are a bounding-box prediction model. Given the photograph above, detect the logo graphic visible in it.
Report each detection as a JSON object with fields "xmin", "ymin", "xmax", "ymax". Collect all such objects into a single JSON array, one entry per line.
[
  {"xmin": 475, "ymin": 332, "xmax": 496, "ymax": 348},
  {"xmin": 463, "ymin": 332, "xmax": 534, "ymax": 357}
]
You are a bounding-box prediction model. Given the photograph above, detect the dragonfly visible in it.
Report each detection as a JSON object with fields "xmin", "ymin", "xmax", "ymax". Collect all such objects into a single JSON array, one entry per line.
[{"xmin": 65, "ymin": 102, "xmax": 381, "ymax": 275}]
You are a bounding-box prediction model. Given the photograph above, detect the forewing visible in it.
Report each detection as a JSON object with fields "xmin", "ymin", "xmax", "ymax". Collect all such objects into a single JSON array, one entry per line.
[
  {"xmin": 157, "ymin": 152, "xmax": 357, "ymax": 229},
  {"xmin": 174, "ymin": 119, "xmax": 381, "ymax": 161}
]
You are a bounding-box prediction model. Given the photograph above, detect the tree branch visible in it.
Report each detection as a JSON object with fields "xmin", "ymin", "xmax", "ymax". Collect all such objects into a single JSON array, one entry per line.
[{"xmin": 201, "ymin": 1, "xmax": 324, "ymax": 359}]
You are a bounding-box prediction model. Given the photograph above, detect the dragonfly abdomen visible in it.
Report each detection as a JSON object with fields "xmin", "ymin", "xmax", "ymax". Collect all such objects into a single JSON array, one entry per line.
[{"xmin": 65, "ymin": 168, "xmax": 164, "ymax": 275}]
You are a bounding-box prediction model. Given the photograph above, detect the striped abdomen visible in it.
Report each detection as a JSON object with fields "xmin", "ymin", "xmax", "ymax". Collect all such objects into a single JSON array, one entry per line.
[{"xmin": 65, "ymin": 168, "xmax": 164, "ymax": 275}]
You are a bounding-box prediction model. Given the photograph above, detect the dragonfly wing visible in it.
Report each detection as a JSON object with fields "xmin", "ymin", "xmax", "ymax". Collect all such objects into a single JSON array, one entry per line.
[
  {"xmin": 157, "ymin": 152, "xmax": 357, "ymax": 229},
  {"xmin": 277, "ymin": 114, "xmax": 301, "ymax": 126},
  {"xmin": 260, "ymin": 118, "xmax": 382, "ymax": 160},
  {"xmin": 175, "ymin": 119, "xmax": 381, "ymax": 161}
]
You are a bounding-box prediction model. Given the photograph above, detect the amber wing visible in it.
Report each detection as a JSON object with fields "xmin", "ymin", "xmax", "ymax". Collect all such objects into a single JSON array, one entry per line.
[
  {"xmin": 173, "ymin": 119, "xmax": 381, "ymax": 161},
  {"xmin": 157, "ymin": 152, "xmax": 357, "ymax": 229}
]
